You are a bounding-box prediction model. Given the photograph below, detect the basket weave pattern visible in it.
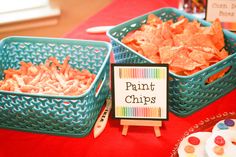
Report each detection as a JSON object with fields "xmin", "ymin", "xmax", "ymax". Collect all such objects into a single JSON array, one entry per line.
[
  {"xmin": 107, "ymin": 8, "xmax": 236, "ymax": 117},
  {"xmin": 0, "ymin": 37, "xmax": 111, "ymax": 137}
]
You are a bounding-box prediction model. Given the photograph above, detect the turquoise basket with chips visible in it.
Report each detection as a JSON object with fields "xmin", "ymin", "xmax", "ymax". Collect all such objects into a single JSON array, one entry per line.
[
  {"xmin": 107, "ymin": 8, "xmax": 236, "ymax": 117},
  {"xmin": 0, "ymin": 36, "xmax": 111, "ymax": 137}
]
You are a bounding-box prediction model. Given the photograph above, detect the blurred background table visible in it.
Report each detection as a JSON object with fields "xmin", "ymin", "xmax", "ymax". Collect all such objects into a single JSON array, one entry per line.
[
  {"xmin": 0, "ymin": 0, "xmax": 235, "ymax": 157},
  {"xmin": 0, "ymin": 0, "xmax": 112, "ymax": 39}
]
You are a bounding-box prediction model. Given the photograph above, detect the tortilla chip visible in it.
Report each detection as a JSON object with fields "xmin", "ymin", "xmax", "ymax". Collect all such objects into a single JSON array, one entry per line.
[
  {"xmin": 183, "ymin": 67, "xmax": 202, "ymax": 76},
  {"xmin": 186, "ymin": 34, "xmax": 216, "ymax": 49},
  {"xmin": 189, "ymin": 49, "xmax": 215, "ymax": 66},
  {"xmin": 121, "ymin": 14, "xmax": 229, "ymax": 81},
  {"xmin": 149, "ymin": 55, "xmax": 161, "ymax": 63},
  {"xmin": 159, "ymin": 46, "xmax": 179, "ymax": 64},
  {"xmin": 121, "ymin": 30, "xmax": 136, "ymax": 43},
  {"xmin": 183, "ymin": 20, "xmax": 201, "ymax": 35},
  {"xmin": 170, "ymin": 17, "xmax": 188, "ymax": 34},
  {"xmin": 173, "ymin": 33, "xmax": 190, "ymax": 46},
  {"xmin": 161, "ymin": 22, "xmax": 173, "ymax": 40},
  {"xmin": 146, "ymin": 14, "xmax": 162, "ymax": 26},
  {"xmin": 160, "ymin": 38, "xmax": 174, "ymax": 47},
  {"xmin": 216, "ymin": 48, "xmax": 229, "ymax": 59},
  {"xmin": 202, "ymin": 19, "xmax": 225, "ymax": 50},
  {"xmin": 170, "ymin": 66, "xmax": 185, "ymax": 75},
  {"xmin": 140, "ymin": 42, "xmax": 158, "ymax": 57},
  {"xmin": 171, "ymin": 49, "xmax": 202, "ymax": 71}
]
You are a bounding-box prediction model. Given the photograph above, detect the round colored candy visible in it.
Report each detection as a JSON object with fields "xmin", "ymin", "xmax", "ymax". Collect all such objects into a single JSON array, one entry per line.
[
  {"xmin": 232, "ymin": 141, "xmax": 236, "ymax": 145},
  {"xmin": 213, "ymin": 146, "xmax": 224, "ymax": 155},
  {"xmin": 186, "ymin": 154, "xmax": 197, "ymax": 157},
  {"xmin": 217, "ymin": 123, "xmax": 228, "ymax": 130},
  {"xmin": 184, "ymin": 145, "xmax": 195, "ymax": 153},
  {"xmin": 224, "ymin": 119, "xmax": 235, "ymax": 127},
  {"xmin": 178, "ymin": 132, "xmax": 212, "ymax": 157},
  {"xmin": 214, "ymin": 136, "xmax": 225, "ymax": 146},
  {"xmin": 188, "ymin": 136, "xmax": 200, "ymax": 145}
]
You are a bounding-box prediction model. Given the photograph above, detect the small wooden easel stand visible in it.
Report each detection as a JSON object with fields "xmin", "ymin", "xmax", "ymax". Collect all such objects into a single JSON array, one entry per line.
[{"xmin": 120, "ymin": 119, "xmax": 162, "ymax": 137}]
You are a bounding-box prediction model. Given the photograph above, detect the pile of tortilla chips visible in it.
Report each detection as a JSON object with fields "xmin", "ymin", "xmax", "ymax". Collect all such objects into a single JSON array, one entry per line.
[{"xmin": 122, "ymin": 14, "xmax": 229, "ymax": 83}]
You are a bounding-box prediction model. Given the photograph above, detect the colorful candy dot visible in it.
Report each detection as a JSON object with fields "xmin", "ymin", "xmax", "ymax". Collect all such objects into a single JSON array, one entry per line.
[
  {"xmin": 217, "ymin": 123, "xmax": 228, "ymax": 130},
  {"xmin": 186, "ymin": 154, "xmax": 197, "ymax": 157},
  {"xmin": 224, "ymin": 119, "xmax": 235, "ymax": 127},
  {"xmin": 213, "ymin": 146, "xmax": 224, "ymax": 155},
  {"xmin": 232, "ymin": 141, "xmax": 236, "ymax": 145},
  {"xmin": 188, "ymin": 136, "xmax": 200, "ymax": 145},
  {"xmin": 184, "ymin": 145, "xmax": 195, "ymax": 153},
  {"xmin": 214, "ymin": 136, "xmax": 225, "ymax": 146}
]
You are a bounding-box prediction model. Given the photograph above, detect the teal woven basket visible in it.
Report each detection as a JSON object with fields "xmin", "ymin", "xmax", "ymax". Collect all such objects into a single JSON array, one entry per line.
[
  {"xmin": 107, "ymin": 8, "xmax": 236, "ymax": 117},
  {"xmin": 0, "ymin": 36, "xmax": 111, "ymax": 137}
]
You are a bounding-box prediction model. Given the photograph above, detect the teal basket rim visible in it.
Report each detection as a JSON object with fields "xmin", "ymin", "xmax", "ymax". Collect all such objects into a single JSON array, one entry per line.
[
  {"xmin": 0, "ymin": 36, "xmax": 112, "ymax": 99},
  {"xmin": 107, "ymin": 7, "xmax": 236, "ymax": 79}
]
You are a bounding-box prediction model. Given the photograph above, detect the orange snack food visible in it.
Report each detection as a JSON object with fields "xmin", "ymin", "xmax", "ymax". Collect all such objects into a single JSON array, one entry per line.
[
  {"xmin": 0, "ymin": 56, "xmax": 96, "ymax": 96},
  {"xmin": 121, "ymin": 14, "xmax": 229, "ymax": 83},
  {"xmin": 184, "ymin": 145, "xmax": 195, "ymax": 153}
]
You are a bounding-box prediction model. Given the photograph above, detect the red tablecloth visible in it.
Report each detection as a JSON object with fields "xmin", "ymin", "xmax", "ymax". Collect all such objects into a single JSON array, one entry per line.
[{"xmin": 1, "ymin": 0, "xmax": 236, "ymax": 157}]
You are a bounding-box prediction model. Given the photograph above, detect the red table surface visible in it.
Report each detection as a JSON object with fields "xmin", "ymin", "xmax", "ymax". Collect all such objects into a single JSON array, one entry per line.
[{"xmin": 0, "ymin": 0, "xmax": 235, "ymax": 157}]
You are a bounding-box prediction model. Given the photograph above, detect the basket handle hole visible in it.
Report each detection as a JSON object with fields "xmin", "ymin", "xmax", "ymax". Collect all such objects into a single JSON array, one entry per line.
[{"xmin": 204, "ymin": 66, "xmax": 232, "ymax": 85}]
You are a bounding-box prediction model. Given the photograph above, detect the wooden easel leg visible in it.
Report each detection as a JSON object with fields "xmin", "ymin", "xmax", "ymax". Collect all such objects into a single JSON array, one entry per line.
[
  {"xmin": 154, "ymin": 126, "xmax": 161, "ymax": 137},
  {"xmin": 121, "ymin": 120, "xmax": 162, "ymax": 137},
  {"xmin": 122, "ymin": 125, "xmax": 129, "ymax": 136}
]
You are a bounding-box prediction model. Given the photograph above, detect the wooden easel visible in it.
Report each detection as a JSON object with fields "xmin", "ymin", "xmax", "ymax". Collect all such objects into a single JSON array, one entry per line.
[{"xmin": 120, "ymin": 119, "xmax": 162, "ymax": 137}]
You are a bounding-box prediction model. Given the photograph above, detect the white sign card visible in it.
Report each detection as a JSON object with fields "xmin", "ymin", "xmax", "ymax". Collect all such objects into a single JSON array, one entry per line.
[
  {"xmin": 111, "ymin": 64, "xmax": 168, "ymax": 120},
  {"xmin": 206, "ymin": 0, "xmax": 236, "ymax": 31}
]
